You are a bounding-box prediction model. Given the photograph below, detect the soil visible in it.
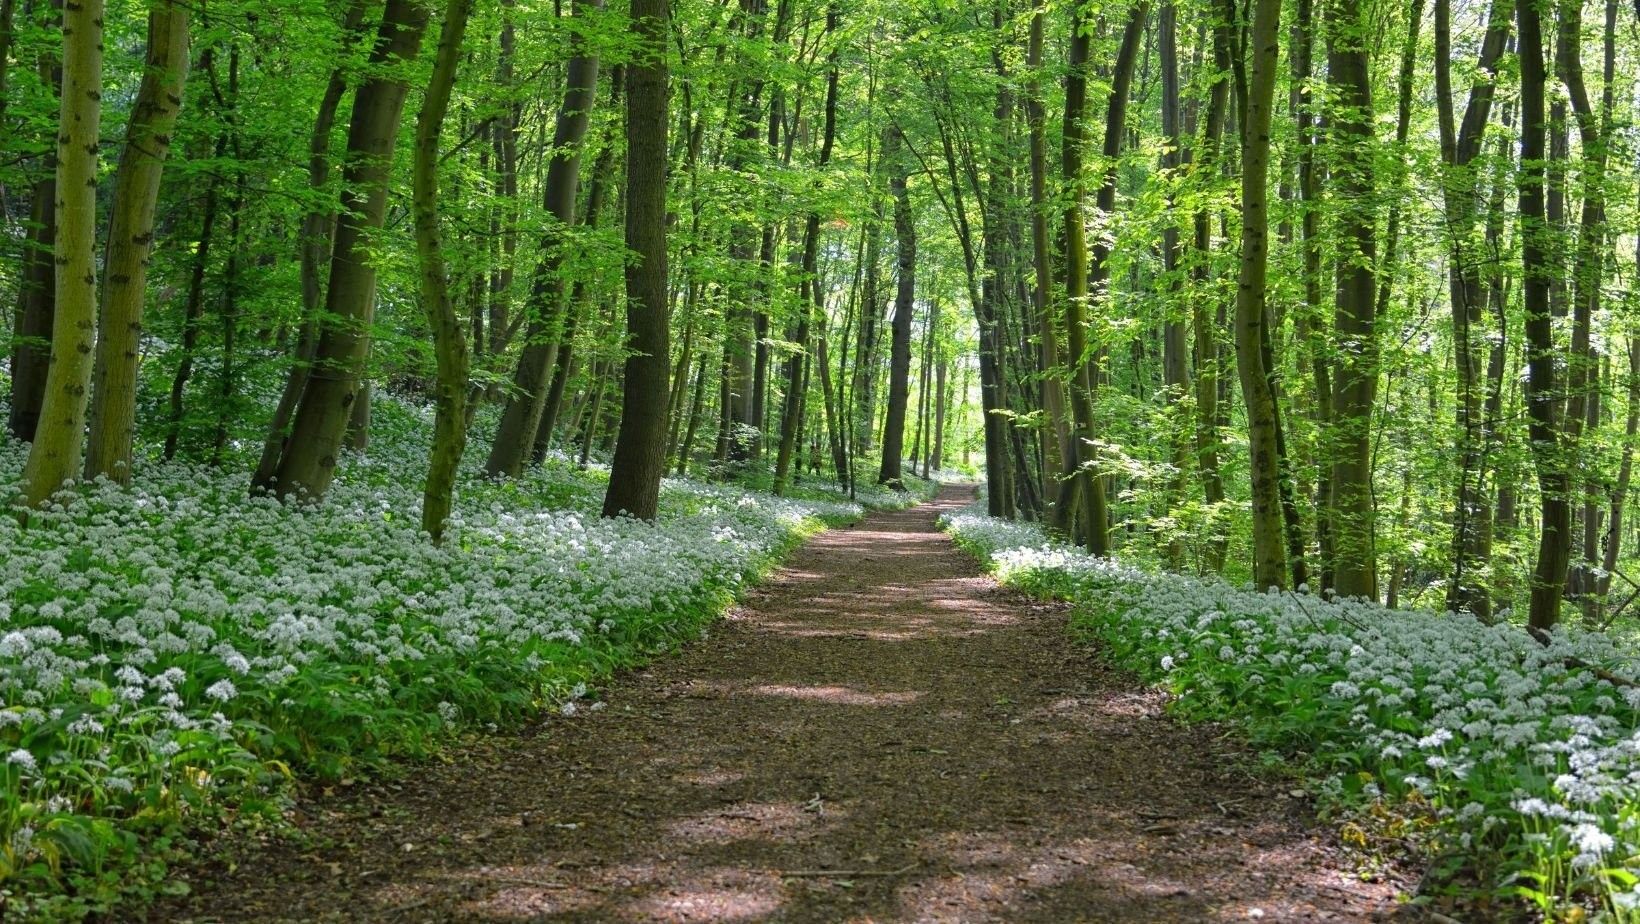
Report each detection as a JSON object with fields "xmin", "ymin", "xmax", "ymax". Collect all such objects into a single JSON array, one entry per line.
[{"xmin": 162, "ymin": 485, "xmax": 1413, "ymax": 923}]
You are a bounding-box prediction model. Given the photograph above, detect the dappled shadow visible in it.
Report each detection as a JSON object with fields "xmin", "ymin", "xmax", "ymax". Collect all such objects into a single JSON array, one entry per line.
[{"xmin": 166, "ymin": 487, "xmax": 1405, "ymax": 923}]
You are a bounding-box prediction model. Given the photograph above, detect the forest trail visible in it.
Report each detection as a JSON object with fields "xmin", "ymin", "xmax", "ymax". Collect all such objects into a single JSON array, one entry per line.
[{"xmin": 168, "ymin": 486, "xmax": 1403, "ymax": 923}]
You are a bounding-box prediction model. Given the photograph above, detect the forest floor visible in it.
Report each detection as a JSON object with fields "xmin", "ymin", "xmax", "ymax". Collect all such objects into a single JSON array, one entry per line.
[{"xmin": 160, "ymin": 486, "xmax": 1413, "ymax": 923}]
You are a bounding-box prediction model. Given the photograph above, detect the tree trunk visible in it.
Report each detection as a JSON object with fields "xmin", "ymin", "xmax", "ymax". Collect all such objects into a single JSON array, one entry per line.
[
  {"xmin": 19, "ymin": 0, "xmax": 103, "ymax": 508},
  {"xmin": 602, "ymin": 0, "xmax": 671, "ymax": 520},
  {"xmin": 1516, "ymin": 0, "xmax": 1568, "ymax": 631},
  {"xmin": 488, "ymin": 0, "xmax": 604, "ymax": 477},
  {"xmin": 1234, "ymin": 0, "xmax": 1289, "ymax": 589},
  {"xmin": 877, "ymin": 125, "xmax": 915, "ymax": 489},
  {"xmin": 84, "ymin": 1, "xmax": 190, "ymax": 483},
  {"xmin": 412, "ymin": 0, "xmax": 476, "ymax": 542},
  {"xmin": 251, "ymin": 0, "xmax": 369, "ymax": 491},
  {"xmin": 7, "ymin": 3, "xmax": 59, "ymax": 444},
  {"xmin": 1323, "ymin": 0, "xmax": 1378, "ymax": 598},
  {"xmin": 1026, "ymin": 0, "xmax": 1068, "ymax": 511},
  {"xmin": 272, "ymin": 0, "xmax": 429, "ymax": 501},
  {"xmin": 1436, "ymin": 0, "xmax": 1510, "ymax": 617}
]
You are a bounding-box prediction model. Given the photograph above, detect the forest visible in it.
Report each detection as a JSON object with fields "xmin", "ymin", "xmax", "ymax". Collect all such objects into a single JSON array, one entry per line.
[{"xmin": 5, "ymin": 0, "xmax": 1640, "ymax": 917}]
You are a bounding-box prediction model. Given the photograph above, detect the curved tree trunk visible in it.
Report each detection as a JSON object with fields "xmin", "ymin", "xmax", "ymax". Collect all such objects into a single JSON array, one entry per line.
[
  {"xmin": 272, "ymin": 0, "xmax": 429, "ymax": 502},
  {"xmin": 412, "ymin": 0, "xmax": 476, "ymax": 542},
  {"xmin": 84, "ymin": 1, "xmax": 191, "ymax": 484}
]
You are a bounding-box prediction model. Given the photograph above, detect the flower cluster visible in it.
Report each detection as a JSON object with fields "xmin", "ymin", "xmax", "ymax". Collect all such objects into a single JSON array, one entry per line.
[
  {"xmin": 0, "ymin": 399, "xmax": 907, "ymax": 911},
  {"xmin": 942, "ymin": 504, "xmax": 1640, "ymax": 918}
]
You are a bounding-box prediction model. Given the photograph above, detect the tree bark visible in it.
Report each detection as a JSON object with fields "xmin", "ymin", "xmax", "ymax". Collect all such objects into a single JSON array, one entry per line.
[
  {"xmin": 1516, "ymin": 0, "xmax": 1568, "ymax": 631},
  {"xmin": 1234, "ymin": 0, "xmax": 1289, "ymax": 589},
  {"xmin": 877, "ymin": 125, "xmax": 915, "ymax": 489},
  {"xmin": 488, "ymin": 0, "xmax": 604, "ymax": 477},
  {"xmin": 1323, "ymin": 0, "xmax": 1378, "ymax": 598},
  {"xmin": 602, "ymin": 0, "xmax": 671, "ymax": 520},
  {"xmin": 19, "ymin": 0, "xmax": 103, "ymax": 508},
  {"xmin": 84, "ymin": 1, "xmax": 191, "ymax": 484},
  {"xmin": 412, "ymin": 0, "xmax": 476, "ymax": 542},
  {"xmin": 272, "ymin": 0, "xmax": 429, "ymax": 501}
]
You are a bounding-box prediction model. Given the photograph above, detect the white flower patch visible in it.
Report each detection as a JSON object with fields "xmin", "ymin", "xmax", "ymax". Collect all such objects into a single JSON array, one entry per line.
[
  {"xmin": 0, "ymin": 398, "xmax": 892, "ymax": 884},
  {"xmin": 942, "ymin": 501, "xmax": 1640, "ymax": 910}
]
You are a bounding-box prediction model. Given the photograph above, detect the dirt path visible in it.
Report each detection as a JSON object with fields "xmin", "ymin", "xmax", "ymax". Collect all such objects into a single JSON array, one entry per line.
[{"xmin": 167, "ymin": 486, "xmax": 1404, "ymax": 923}]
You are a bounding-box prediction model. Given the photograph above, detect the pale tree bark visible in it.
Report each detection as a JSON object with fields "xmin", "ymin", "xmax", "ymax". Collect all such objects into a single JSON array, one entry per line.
[
  {"xmin": 84, "ymin": 0, "xmax": 191, "ymax": 484},
  {"xmin": 412, "ymin": 0, "xmax": 476, "ymax": 543},
  {"xmin": 19, "ymin": 0, "xmax": 103, "ymax": 508},
  {"xmin": 272, "ymin": 0, "xmax": 429, "ymax": 501},
  {"xmin": 602, "ymin": 0, "xmax": 671, "ymax": 520}
]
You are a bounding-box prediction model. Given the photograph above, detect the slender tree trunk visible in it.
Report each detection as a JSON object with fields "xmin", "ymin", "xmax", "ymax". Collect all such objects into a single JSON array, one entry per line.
[
  {"xmin": 488, "ymin": 0, "xmax": 604, "ymax": 477},
  {"xmin": 165, "ymin": 130, "xmax": 224, "ymax": 461},
  {"xmin": 1192, "ymin": 7, "xmax": 1230, "ymax": 571},
  {"xmin": 272, "ymin": 0, "xmax": 430, "ymax": 501},
  {"xmin": 774, "ymin": 5, "xmax": 839, "ymax": 494},
  {"xmin": 1026, "ymin": 0, "xmax": 1068, "ymax": 511},
  {"xmin": 251, "ymin": 0, "xmax": 369, "ymax": 490},
  {"xmin": 1234, "ymin": 0, "xmax": 1289, "ymax": 589},
  {"xmin": 537, "ymin": 67, "xmax": 624, "ymax": 463},
  {"xmin": 19, "ymin": 0, "xmax": 103, "ymax": 508},
  {"xmin": 1517, "ymin": 0, "xmax": 1567, "ymax": 631},
  {"xmin": 412, "ymin": 0, "xmax": 476, "ymax": 542},
  {"xmin": 1436, "ymin": 0, "xmax": 1510, "ymax": 616},
  {"xmin": 877, "ymin": 125, "xmax": 915, "ymax": 489},
  {"xmin": 84, "ymin": 1, "xmax": 191, "ymax": 483},
  {"xmin": 602, "ymin": 0, "xmax": 671, "ymax": 520},
  {"xmin": 1158, "ymin": 0, "xmax": 1188, "ymax": 568},
  {"xmin": 7, "ymin": 2, "xmax": 59, "ymax": 444}
]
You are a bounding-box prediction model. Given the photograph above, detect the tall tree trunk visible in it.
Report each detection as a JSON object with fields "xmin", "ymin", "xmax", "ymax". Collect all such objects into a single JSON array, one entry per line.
[
  {"xmin": 1056, "ymin": 1, "xmax": 1145, "ymax": 552},
  {"xmin": 774, "ymin": 4, "xmax": 839, "ymax": 495},
  {"xmin": 7, "ymin": 2, "xmax": 59, "ymax": 444},
  {"xmin": 877, "ymin": 125, "xmax": 915, "ymax": 489},
  {"xmin": 1517, "ymin": 0, "xmax": 1567, "ymax": 631},
  {"xmin": 488, "ymin": 0, "xmax": 604, "ymax": 477},
  {"xmin": 1158, "ymin": 0, "xmax": 1188, "ymax": 568},
  {"xmin": 1192, "ymin": 4, "xmax": 1230, "ymax": 571},
  {"xmin": 272, "ymin": 0, "xmax": 430, "ymax": 501},
  {"xmin": 1054, "ymin": 4, "xmax": 1098, "ymax": 543},
  {"xmin": 84, "ymin": 1, "xmax": 191, "ymax": 483},
  {"xmin": 1436, "ymin": 0, "xmax": 1510, "ymax": 616},
  {"xmin": 1026, "ymin": 0, "xmax": 1068, "ymax": 512},
  {"xmin": 537, "ymin": 66, "xmax": 625, "ymax": 463},
  {"xmin": 251, "ymin": 0, "xmax": 369, "ymax": 491},
  {"xmin": 1558, "ymin": 0, "xmax": 1615, "ymax": 611},
  {"xmin": 412, "ymin": 0, "xmax": 476, "ymax": 542},
  {"xmin": 1323, "ymin": 0, "xmax": 1378, "ymax": 598},
  {"xmin": 1234, "ymin": 0, "xmax": 1289, "ymax": 589},
  {"xmin": 602, "ymin": 0, "xmax": 671, "ymax": 520},
  {"xmin": 19, "ymin": 0, "xmax": 103, "ymax": 508}
]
